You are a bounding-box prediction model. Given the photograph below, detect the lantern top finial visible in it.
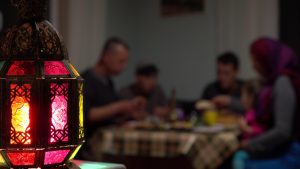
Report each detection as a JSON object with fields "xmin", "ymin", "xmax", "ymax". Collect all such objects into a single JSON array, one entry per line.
[
  {"xmin": 11, "ymin": 0, "xmax": 47, "ymax": 21},
  {"xmin": 0, "ymin": 0, "xmax": 68, "ymax": 61}
]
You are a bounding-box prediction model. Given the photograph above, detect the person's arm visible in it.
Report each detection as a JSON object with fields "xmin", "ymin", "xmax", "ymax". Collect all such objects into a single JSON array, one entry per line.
[
  {"xmin": 155, "ymin": 86, "xmax": 168, "ymax": 107},
  {"xmin": 88, "ymin": 100, "xmax": 137, "ymax": 122},
  {"xmin": 212, "ymin": 95, "xmax": 245, "ymax": 114},
  {"xmin": 201, "ymin": 84, "xmax": 215, "ymax": 100},
  {"xmin": 118, "ymin": 86, "xmax": 134, "ymax": 100},
  {"xmin": 228, "ymin": 97, "xmax": 245, "ymax": 114},
  {"xmin": 246, "ymin": 76, "xmax": 296, "ymax": 156},
  {"xmin": 153, "ymin": 86, "xmax": 171, "ymax": 119}
]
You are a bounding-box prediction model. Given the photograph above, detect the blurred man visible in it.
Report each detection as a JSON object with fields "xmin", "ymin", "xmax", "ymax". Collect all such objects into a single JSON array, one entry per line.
[
  {"xmin": 201, "ymin": 52, "xmax": 244, "ymax": 112},
  {"xmin": 120, "ymin": 64, "xmax": 169, "ymax": 120},
  {"xmin": 78, "ymin": 37, "xmax": 144, "ymax": 160}
]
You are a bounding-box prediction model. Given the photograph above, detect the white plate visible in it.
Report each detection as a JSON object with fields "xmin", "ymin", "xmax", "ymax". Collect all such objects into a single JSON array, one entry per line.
[{"xmin": 193, "ymin": 124, "xmax": 224, "ymax": 133}]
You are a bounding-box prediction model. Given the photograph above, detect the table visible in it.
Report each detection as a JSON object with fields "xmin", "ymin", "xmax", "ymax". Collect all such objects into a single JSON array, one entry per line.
[
  {"xmin": 99, "ymin": 128, "xmax": 239, "ymax": 169},
  {"xmin": 69, "ymin": 160, "xmax": 126, "ymax": 169}
]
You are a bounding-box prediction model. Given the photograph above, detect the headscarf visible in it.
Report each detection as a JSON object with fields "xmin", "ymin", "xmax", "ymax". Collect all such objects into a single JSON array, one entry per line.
[{"xmin": 250, "ymin": 37, "xmax": 300, "ymax": 126}]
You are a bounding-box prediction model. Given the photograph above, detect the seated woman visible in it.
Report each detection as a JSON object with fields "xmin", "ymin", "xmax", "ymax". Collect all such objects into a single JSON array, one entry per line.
[{"xmin": 233, "ymin": 38, "xmax": 300, "ymax": 169}]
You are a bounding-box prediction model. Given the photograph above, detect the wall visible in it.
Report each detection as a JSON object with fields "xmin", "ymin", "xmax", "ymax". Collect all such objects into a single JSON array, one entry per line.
[
  {"xmin": 217, "ymin": 0, "xmax": 279, "ymax": 79},
  {"xmin": 50, "ymin": 0, "xmax": 278, "ymax": 100},
  {"xmin": 105, "ymin": 0, "xmax": 219, "ymax": 99},
  {"xmin": 105, "ymin": 0, "xmax": 139, "ymax": 88},
  {"xmin": 0, "ymin": 0, "xmax": 17, "ymax": 33},
  {"xmin": 50, "ymin": 0, "xmax": 107, "ymax": 72},
  {"xmin": 132, "ymin": 0, "xmax": 219, "ymax": 99},
  {"xmin": 280, "ymin": 0, "xmax": 300, "ymax": 55},
  {"xmin": 108, "ymin": 0, "xmax": 278, "ymax": 99},
  {"xmin": 0, "ymin": 12, "xmax": 3, "ymax": 31}
]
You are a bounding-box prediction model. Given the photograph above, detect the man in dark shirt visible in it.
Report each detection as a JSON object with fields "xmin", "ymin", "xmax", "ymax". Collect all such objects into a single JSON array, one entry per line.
[
  {"xmin": 78, "ymin": 37, "xmax": 143, "ymax": 160},
  {"xmin": 119, "ymin": 64, "xmax": 169, "ymax": 120},
  {"xmin": 202, "ymin": 52, "xmax": 244, "ymax": 112}
]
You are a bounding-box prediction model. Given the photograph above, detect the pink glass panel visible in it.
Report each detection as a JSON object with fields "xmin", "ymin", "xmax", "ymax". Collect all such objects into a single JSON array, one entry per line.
[
  {"xmin": 7, "ymin": 61, "xmax": 35, "ymax": 75},
  {"xmin": 50, "ymin": 83, "xmax": 68, "ymax": 143},
  {"xmin": 44, "ymin": 150, "xmax": 70, "ymax": 165},
  {"xmin": 44, "ymin": 61, "xmax": 69, "ymax": 75},
  {"xmin": 7, "ymin": 152, "xmax": 35, "ymax": 166}
]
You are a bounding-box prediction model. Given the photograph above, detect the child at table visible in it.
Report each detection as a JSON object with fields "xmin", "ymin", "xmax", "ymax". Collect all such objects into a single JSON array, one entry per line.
[
  {"xmin": 233, "ymin": 80, "xmax": 269, "ymax": 169},
  {"xmin": 238, "ymin": 80, "xmax": 267, "ymax": 139}
]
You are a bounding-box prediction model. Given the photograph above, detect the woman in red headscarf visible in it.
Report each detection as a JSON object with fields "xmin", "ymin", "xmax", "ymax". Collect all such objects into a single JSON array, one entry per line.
[{"xmin": 233, "ymin": 37, "xmax": 300, "ymax": 169}]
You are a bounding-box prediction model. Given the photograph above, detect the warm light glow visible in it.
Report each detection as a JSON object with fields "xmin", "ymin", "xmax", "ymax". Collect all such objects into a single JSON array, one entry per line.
[
  {"xmin": 50, "ymin": 83, "xmax": 68, "ymax": 143},
  {"xmin": 79, "ymin": 84, "xmax": 84, "ymax": 139},
  {"xmin": 52, "ymin": 95, "xmax": 67, "ymax": 130},
  {"xmin": 44, "ymin": 150, "xmax": 70, "ymax": 165},
  {"xmin": 44, "ymin": 61, "xmax": 69, "ymax": 75},
  {"xmin": 10, "ymin": 84, "xmax": 31, "ymax": 144},
  {"xmin": 51, "ymin": 95, "xmax": 68, "ymax": 142},
  {"xmin": 7, "ymin": 152, "xmax": 35, "ymax": 166},
  {"xmin": 12, "ymin": 97, "xmax": 30, "ymax": 133}
]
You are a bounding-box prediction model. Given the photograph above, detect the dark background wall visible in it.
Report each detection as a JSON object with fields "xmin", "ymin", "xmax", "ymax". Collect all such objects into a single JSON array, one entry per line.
[
  {"xmin": 0, "ymin": 0, "xmax": 49, "ymax": 35},
  {"xmin": 0, "ymin": 0, "xmax": 17, "ymax": 34},
  {"xmin": 280, "ymin": 0, "xmax": 300, "ymax": 55}
]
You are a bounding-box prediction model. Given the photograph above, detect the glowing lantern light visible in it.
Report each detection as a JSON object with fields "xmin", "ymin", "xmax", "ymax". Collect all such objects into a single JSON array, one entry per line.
[{"xmin": 0, "ymin": 0, "xmax": 84, "ymax": 168}]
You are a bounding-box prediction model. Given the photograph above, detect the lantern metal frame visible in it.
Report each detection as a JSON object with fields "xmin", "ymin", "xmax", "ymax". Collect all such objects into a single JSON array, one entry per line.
[{"xmin": 0, "ymin": 0, "xmax": 85, "ymax": 168}]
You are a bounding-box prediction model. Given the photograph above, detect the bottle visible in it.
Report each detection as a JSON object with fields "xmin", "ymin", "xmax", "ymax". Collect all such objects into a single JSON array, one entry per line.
[{"xmin": 169, "ymin": 88, "xmax": 177, "ymax": 121}]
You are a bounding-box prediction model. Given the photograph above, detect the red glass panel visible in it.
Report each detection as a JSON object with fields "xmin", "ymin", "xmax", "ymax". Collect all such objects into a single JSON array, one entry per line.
[
  {"xmin": 10, "ymin": 84, "xmax": 31, "ymax": 145},
  {"xmin": 44, "ymin": 150, "xmax": 70, "ymax": 165},
  {"xmin": 50, "ymin": 83, "xmax": 68, "ymax": 143},
  {"xmin": 44, "ymin": 61, "xmax": 69, "ymax": 75},
  {"xmin": 7, "ymin": 61, "xmax": 35, "ymax": 75},
  {"xmin": 7, "ymin": 152, "xmax": 35, "ymax": 166}
]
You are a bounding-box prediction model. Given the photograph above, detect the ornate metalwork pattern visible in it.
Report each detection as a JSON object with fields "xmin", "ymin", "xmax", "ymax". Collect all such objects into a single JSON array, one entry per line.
[
  {"xmin": 0, "ymin": 21, "xmax": 67, "ymax": 60},
  {"xmin": 11, "ymin": 23, "xmax": 34, "ymax": 57},
  {"xmin": 78, "ymin": 83, "xmax": 84, "ymax": 139},
  {"xmin": 38, "ymin": 22, "xmax": 66, "ymax": 58},
  {"xmin": 10, "ymin": 84, "xmax": 31, "ymax": 145},
  {"xmin": 11, "ymin": 0, "xmax": 47, "ymax": 21},
  {"xmin": 0, "ymin": 26, "xmax": 16, "ymax": 59},
  {"xmin": 0, "ymin": 0, "xmax": 84, "ymax": 167},
  {"xmin": 50, "ymin": 83, "xmax": 69, "ymax": 143},
  {"xmin": 0, "ymin": 23, "xmax": 35, "ymax": 60}
]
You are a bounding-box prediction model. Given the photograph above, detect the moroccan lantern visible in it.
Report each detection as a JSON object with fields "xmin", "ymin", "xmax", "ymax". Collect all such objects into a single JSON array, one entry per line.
[{"xmin": 0, "ymin": 0, "xmax": 84, "ymax": 168}]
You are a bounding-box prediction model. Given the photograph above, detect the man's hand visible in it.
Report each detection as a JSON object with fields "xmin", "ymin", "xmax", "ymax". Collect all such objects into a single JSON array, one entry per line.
[
  {"xmin": 116, "ymin": 97, "xmax": 148, "ymax": 119},
  {"xmin": 212, "ymin": 95, "xmax": 231, "ymax": 108},
  {"xmin": 89, "ymin": 99, "xmax": 147, "ymax": 122},
  {"xmin": 131, "ymin": 97, "xmax": 148, "ymax": 120},
  {"xmin": 116, "ymin": 100, "xmax": 139, "ymax": 113},
  {"xmin": 132, "ymin": 96, "xmax": 147, "ymax": 111},
  {"xmin": 240, "ymin": 139, "xmax": 249, "ymax": 150},
  {"xmin": 154, "ymin": 107, "xmax": 170, "ymax": 121},
  {"xmin": 238, "ymin": 117, "xmax": 252, "ymax": 134}
]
